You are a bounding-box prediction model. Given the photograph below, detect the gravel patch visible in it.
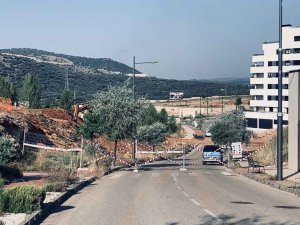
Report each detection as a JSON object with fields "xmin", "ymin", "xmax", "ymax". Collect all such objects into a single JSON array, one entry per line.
[{"xmin": 0, "ymin": 213, "xmax": 27, "ymax": 225}]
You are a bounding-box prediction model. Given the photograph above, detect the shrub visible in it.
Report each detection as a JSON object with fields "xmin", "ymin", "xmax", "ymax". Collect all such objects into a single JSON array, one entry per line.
[
  {"xmin": 0, "ymin": 186, "xmax": 45, "ymax": 214},
  {"xmin": 0, "ymin": 165, "xmax": 23, "ymax": 181},
  {"xmin": 0, "ymin": 135, "xmax": 20, "ymax": 164},
  {"xmin": 42, "ymin": 182, "xmax": 66, "ymax": 192}
]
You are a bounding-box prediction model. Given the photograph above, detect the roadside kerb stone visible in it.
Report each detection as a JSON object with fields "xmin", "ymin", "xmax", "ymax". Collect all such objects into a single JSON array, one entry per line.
[
  {"xmin": 232, "ymin": 168, "xmax": 300, "ymax": 197},
  {"xmin": 19, "ymin": 176, "xmax": 96, "ymax": 225}
]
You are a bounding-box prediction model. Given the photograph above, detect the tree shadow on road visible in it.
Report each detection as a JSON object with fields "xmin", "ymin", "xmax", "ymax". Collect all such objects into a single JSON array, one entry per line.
[{"xmin": 200, "ymin": 214, "xmax": 290, "ymax": 225}]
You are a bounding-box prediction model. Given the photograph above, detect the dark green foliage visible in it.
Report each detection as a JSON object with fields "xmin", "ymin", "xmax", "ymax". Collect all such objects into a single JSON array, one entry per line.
[
  {"xmin": 0, "ymin": 186, "xmax": 45, "ymax": 213},
  {"xmin": 159, "ymin": 108, "xmax": 168, "ymax": 124},
  {"xmin": 137, "ymin": 122, "xmax": 168, "ymax": 151},
  {"xmin": 210, "ymin": 112, "xmax": 253, "ymax": 146},
  {"xmin": 42, "ymin": 182, "xmax": 66, "ymax": 192},
  {"xmin": 81, "ymin": 82, "xmax": 147, "ymax": 163},
  {"xmin": 60, "ymin": 90, "xmax": 74, "ymax": 111},
  {"xmin": 141, "ymin": 104, "xmax": 158, "ymax": 126},
  {"xmin": 235, "ymin": 96, "xmax": 242, "ymax": 106},
  {"xmin": 0, "ymin": 77, "xmax": 17, "ymax": 103},
  {"xmin": 79, "ymin": 112, "xmax": 102, "ymax": 139},
  {"xmin": 0, "ymin": 165, "xmax": 23, "ymax": 181},
  {"xmin": 167, "ymin": 116, "xmax": 178, "ymax": 133},
  {"xmin": 0, "ymin": 135, "xmax": 20, "ymax": 164},
  {"xmin": 21, "ymin": 73, "xmax": 41, "ymax": 108},
  {"xmin": 0, "ymin": 49, "xmax": 249, "ymax": 104}
]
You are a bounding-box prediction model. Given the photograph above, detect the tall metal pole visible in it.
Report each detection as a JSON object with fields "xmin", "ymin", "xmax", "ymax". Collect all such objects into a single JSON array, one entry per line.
[
  {"xmin": 132, "ymin": 56, "xmax": 136, "ymax": 161},
  {"xmin": 222, "ymin": 93, "xmax": 224, "ymax": 114},
  {"xmin": 206, "ymin": 92, "xmax": 208, "ymax": 115},
  {"xmin": 199, "ymin": 96, "xmax": 201, "ymax": 116},
  {"xmin": 277, "ymin": 0, "xmax": 283, "ymax": 181},
  {"xmin": 235, "ymin": 84, "xmax": 238, "ymax": 114}
]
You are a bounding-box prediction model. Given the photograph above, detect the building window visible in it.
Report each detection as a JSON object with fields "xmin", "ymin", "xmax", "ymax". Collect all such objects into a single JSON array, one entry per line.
[
  {"xmin": 255, "ymin": 84, "xmax": 264, "ymax": 89},
  {"xmin": 252, "ymin": 62, "xmax": 264, "ymax": 67},
  {"xmin": 274, "ymin": 120, "xmax": 288, "ymax": 125},
  {"xmin": 268, "ymin": 61, "xmax": 278, "ymax": 66},
  {"xmin": 251, "ymin": 73, "xmax": 264, "ymax": 78},
  {"xmin": 246, "ymin": 118, "xmax": 258, "ymax": 128},
  {"xmin": 294, "ymin": 36, "xmax": 300, "ymax": 42},
  {"xmin": 251, "ymin": 95, "xmax": 263, "ymax": 100},
  {"xmin": 268, "ymin": 96, "xmax": 278, "ymax": 101},
  {"xmin": 259, "ymin": 119, "xmax": 273, "ymax": 129},
  {"xmin": 269, "ymin": 107, "xmax": 273, "ymax": 112}
]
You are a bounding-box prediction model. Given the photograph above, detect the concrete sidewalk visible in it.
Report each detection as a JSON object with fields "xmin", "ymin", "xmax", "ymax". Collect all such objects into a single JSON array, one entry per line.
[{"xmin": 264, "ymin": 166, "xmax": 300, "ymax": 183}]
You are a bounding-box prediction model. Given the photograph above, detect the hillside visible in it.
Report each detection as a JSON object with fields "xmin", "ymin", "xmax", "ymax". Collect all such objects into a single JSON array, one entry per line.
[{"xmin": 0, "ymin": 48, "xmax": 249, "ymax": 104}]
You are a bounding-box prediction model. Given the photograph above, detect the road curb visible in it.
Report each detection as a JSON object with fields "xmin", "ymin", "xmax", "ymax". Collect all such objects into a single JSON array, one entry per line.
[
  {"xmin": 19, "ymin": 176, "xmax": 96, "ymax": 225},
  {"xmin": 232, "ymin": 169, "xmax": 300, "ymax": 197}
]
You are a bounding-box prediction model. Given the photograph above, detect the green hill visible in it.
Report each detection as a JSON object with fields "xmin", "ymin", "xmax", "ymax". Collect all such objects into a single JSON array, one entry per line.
[{"xmin": 0, "ymin": 48, "xmax": 249, "ymax": 105}]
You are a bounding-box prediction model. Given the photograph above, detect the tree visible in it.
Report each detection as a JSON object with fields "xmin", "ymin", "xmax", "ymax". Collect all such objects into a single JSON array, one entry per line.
[
  {"xmin": 141, "ymin": 104, "xmax": 158, "ymax": 126},
  {"xmin": 167, "ymin": 115, "xmax": 177, "ymax": 133},
  {"xmin": 0, "ymin": 77, "xmax": 17, "ymax": 104},
  {"xmin": 235, "ymin": 96, "xmax": 242, "ymax": 112},
  {"xmin": 159, "ymin": 108, "xmax": 168, "ymax": 124},
  {"xmin": 21, "ymin": 74, "xmax": 41, "ymax": 108},
  {"xmin": 80, "ymin": 81, "xmax": 146, "ymax": 164},
  {"xmin": 210, "ymin": 112, "xmax": 252, "ymax": 146},
  {"xmin": 137, "ymin": 122, "xmax": 168, "ymax": 151},
  {"xmin": 60, "ymin": 90, "xmax": 74, "ymax": 112}
]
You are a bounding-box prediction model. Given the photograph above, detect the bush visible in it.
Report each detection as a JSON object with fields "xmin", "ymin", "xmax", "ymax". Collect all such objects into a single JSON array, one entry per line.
[
  {"xmin": 0, "ymin": 165, "xmax": 23, "ymax": 181},
  {"xmin": 0, "ymin": 186, "xmax": 45, "ymax": 213},
  {"xmin": 42, "ymin": 182, "xmax": 66, "ymax": 192},
  {"xmin": 0, "ymin": 135, "xmax": 20, "ymax": 164}
]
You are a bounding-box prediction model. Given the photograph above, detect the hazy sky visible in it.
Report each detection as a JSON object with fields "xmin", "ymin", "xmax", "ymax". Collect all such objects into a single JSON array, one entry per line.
[{"xmin": 1, "ymin": 0, "xmax": 300, "ymax": 80}]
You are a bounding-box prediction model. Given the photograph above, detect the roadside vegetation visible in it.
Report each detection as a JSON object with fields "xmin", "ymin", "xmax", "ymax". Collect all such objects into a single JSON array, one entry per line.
[{"xmin": 210, "ymin": 112, "xmax": 253, "ymax": 146}]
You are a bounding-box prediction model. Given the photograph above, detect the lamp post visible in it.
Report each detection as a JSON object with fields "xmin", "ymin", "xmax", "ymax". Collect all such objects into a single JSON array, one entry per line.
[
  {"xmin": 277, "ymin": 0, "xmax": 283, "ymax": 181},
  {"xmin": 132, "ymin": 56, "xmax": 158, "ymax": 164}
]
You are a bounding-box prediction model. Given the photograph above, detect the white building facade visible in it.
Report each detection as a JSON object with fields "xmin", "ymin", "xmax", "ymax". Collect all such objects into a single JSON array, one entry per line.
[{"xmin": 245, "ymin": 25, "xmax": 300, "ymax": 130}]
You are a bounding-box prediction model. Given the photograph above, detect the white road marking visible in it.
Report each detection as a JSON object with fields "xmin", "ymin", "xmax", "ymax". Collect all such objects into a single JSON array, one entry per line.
[
  {"xmin": 203, "ymin": 172, "xmax": 213, "ymax": 175},
  {"xmin": 182, "ymin": 191, "xmax": 190, "ymax": 197},
  {"xmin": 151, "ymin": 172, "xmax": 160, "ymax": 177},
  {"xmin": 188, "ymin": 172, "xmax": 197, "ymax": 176},
  {"xmin": 190, "ymin": 198, "xmax": 201, "ymax": 206},
  {"xmin": 203, "ymin": 209, "xmax": 223, "ymax": 222},
  {"xmin": 173, "ymin": 172, "xmax": 178, "ymax": 182},
  {"xmin": 222, "ymin": 171, "xmax": 234, "ymax": 176}
]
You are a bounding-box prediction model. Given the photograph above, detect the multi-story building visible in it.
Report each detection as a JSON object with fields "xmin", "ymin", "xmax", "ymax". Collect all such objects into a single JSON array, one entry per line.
[{"xmin": 245, "ymin": 25, "xmax": 300, "ymax": 130}]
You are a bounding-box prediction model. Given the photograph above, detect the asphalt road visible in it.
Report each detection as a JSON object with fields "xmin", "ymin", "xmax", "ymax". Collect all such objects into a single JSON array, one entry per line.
[{"xmin": 41, "ymin": 147, "xmax": 300, "ymax": 225}]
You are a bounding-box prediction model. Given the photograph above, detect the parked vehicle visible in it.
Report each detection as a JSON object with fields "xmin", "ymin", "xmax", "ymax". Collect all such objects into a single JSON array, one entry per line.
[{"xmin": 202, "ymin": 145, "xmax": 222, "ymax": 165}]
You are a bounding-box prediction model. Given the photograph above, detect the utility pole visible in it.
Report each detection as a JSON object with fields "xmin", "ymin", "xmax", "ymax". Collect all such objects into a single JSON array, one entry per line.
[
  {"xmin": 222, "ymin": 93, "xmax": 224, "ymax": 114},
  {"xmin": 206, "ymin": 92, "xmax": 209, "ymax": 115},
  {"xmin": 277, "ymin": 0, "xmax": 283, "ymax": 181},
  {"xmin": 235, "ymin": 84, "xmax": 238, "ymax": 114},
  {"xmin": 199, "ymin": 96, "xmax": 201, "ymax": 116}
]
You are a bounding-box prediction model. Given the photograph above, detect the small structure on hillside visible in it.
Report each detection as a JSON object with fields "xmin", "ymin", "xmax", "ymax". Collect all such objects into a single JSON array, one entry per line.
[{"xmin": 169, "ymin": 92, "xmax": 184, "ymax": 100}]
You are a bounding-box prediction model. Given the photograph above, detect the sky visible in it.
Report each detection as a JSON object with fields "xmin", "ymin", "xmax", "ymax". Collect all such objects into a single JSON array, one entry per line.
[{"xmin": 0, "ymin": 0, "xmax": 300, "ymax": 80}]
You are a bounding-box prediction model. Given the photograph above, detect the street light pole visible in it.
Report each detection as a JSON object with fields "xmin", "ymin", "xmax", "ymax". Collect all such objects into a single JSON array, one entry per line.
[
  {"xmin": 132, "ymin": 56, "xmax": 158, "ymax": 165},
  {"xmin": 132, "ymin": 56, "xmax": 136, "ymax": 162},
  {"xmin": 277, "ymin": 0, "xmax": 283, "ymax": 181}
]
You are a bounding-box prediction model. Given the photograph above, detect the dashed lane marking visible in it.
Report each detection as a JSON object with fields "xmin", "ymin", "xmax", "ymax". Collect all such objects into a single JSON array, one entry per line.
[
  {"xmin": 151, "ymin": 172, "xmax": 160, "ymax": 177},
  {"xmin": 203, "ymin": 209, "xmax": 223, "ymax": 222},
  {"xmin": 222, "ymin": 171, "xmax": 234, "ymax": 176},
  {"xmin": 190, "ymin": 198, "xmax": 201, "ymax": 206},
  {"xmin": 188, "ymin": 172, "xmax": 197, "ymax": 176},
  {"xmin": 182, "ymin": 191, "xmax": 190, "ymax": 197}
]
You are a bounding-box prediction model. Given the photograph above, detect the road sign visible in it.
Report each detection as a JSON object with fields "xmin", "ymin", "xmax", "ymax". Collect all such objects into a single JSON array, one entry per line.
[{"xmin": 231, "ymin": 142, "xmax": 243, "ymax": 159}]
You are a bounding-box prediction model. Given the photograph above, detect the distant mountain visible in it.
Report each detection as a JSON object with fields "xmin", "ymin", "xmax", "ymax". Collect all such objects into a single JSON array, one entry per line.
[
  {"xmin": 0, "ymin": 48, "xmax": 249, "ymax": 105},
  {"xmin": 205, "ymin": 77, "xmax": 250, "ymax": 85}
]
